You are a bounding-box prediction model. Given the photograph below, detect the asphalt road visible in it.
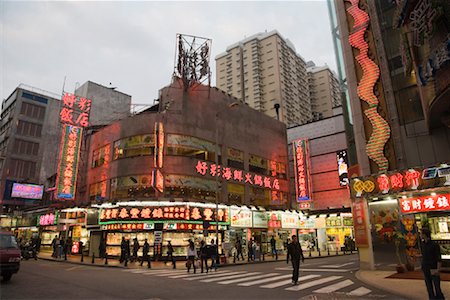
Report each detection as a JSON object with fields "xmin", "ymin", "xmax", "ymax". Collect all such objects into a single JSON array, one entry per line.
[{"xmin": 2, "ymin": 254, "xmax": 403, "ymax": 300}]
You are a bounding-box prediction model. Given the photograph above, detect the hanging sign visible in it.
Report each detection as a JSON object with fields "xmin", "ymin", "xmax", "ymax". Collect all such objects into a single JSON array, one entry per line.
[
  {"xmin": 252, "ymin": 211, "xmax": 268, "ymax": 228},
  {"xmin": 400, "ymin": 194, "xmax": 450, "ymax": 214},
  {"xmin": 292, "ymin": 139, "xmax": 312, "ymax": 201},
  {"xmin": 230, "ymin": 207, "xmax": 252, "ymax": 228},
  {"xmin": 351, "ymin": 198, "xmax": 369, "ymax": 247}
]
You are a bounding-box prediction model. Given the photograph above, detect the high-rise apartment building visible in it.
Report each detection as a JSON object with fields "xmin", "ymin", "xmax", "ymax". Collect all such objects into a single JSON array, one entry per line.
[
  {"xmin": 216, "ymin": 30, "xmax": 311, "ymax": 127},
  {"xmin": 307, "ymin": 62, "xmax": 341, "ymax": 120}
]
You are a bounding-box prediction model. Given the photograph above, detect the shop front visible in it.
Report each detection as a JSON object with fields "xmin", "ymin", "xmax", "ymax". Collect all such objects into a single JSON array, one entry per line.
[
  {"xmin": 97, "ymin": 202, "xmax": 230, "ymax": 258},
  {"xmin": 350, "ymin": 164, "xmax": 450, "ymax": 270},
  {"xmin": 325, "ymin": 213, "xmax": 354, "ymax": 252}
]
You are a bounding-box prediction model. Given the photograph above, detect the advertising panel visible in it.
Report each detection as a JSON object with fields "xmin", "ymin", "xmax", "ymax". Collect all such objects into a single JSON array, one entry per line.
[
  {"xmin": 56, "ymin": 125, "xmax": 83, "ymax": 200},
  {"xmin": 230, "ymin": 207, "xmax": 252, "ymax": 228},
  {"xmin": 337, "ymin": 150, "xmax": 349, "ymax": 186},
  {"xmin": 292, "ymin": 139, "xmax": 312, "ymax": 201},
  {"xmin": 400, "ymin": 194, "xmax": 450, "ymax": 214},
  {"xmin": 352, "ymin": 198, "xmax": 369, "ymax": 247},
  {"xmin": 282, "ymin": 212, "xmax": 299, "ymax": 229},
  {"xmin": 252, "ymin": 211, "xmax": 268, "ymax": 228},
  {"xmin": 267, "ymin": 211, "xmax": 282, "ymax": 228},
  {"xmin": 11, "ymin": 183, "xmax": 44, "ymax": 200}
]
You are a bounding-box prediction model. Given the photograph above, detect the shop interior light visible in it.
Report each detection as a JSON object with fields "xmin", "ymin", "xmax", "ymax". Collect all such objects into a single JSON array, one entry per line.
[
  {"xmin": 372, "ymin": 197, "xmax": 379, "ymax": 200},
  {"xmin": 402, "ymin": 195, "xmax": 407, "ymax": 199},
  {"xmin": 431, "ymin": 192, "xmax": 437, "ymax": 196},
  {"xmin": 368, "ymin": 199, "xmax": 398, "ymax": 205},
  {"xmin": 329, "ymin": 213, "xmax": 338, "ymax": 217}
]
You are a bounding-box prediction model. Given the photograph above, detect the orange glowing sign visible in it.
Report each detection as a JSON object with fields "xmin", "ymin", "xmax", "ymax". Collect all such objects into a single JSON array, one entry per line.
[
  {"xmin": 56, "ymin": 125, "xmax": 83, "ymax": 199},
  {"xmin": 195, "ymin": 160, "xmax": 280, "ymax": 190},
  {"xmin": 60, "ymin": 92, "xmax": 92, "ymax": 127}
]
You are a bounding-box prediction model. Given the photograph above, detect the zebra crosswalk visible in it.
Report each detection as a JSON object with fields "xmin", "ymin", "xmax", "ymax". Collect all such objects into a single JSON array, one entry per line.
[{"xmin": 122, "ymin": 268, "xmax": 373, "ymax": 296}]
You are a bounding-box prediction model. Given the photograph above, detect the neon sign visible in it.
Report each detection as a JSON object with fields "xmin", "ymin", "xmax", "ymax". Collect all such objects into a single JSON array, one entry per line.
[
  {"xmin": 154, "ymin": 122, "xmax": 164, "ymax": 168},
  {"xmin": 56, "ymin": 125, "xmax": 83, "ymax": 199},
  {"xmin": 38, "ymin": 213, "xmax": 57, "ymax": 226},
  {"xmin": 60, "ymin": 92, "xmax": 92, "ymax": 127},
  {"xmin": 195, "ymin": 160, "xmax": 280, "ymax": 190},
  {"xmin": 11, "ymin": 183, "xmax": 44, "ymax": 199},
  {"xmin": 292, "ymin": 139, "xmax": 312, "ymax": 201},
  {"xmin": 99, "ymin": 205, "xmax": 230, "ymax": 224},
  {"xmin": 400, "ymin": 194, "xmax": 450, "ymax": 214},
  {"xmin": 347, "ymin": 0, "xmax": 391, "ymax": 172}
]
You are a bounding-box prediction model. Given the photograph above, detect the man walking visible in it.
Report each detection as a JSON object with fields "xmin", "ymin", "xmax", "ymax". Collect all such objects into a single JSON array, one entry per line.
[
  {"xmin": 287, "ymin": 235, "xmax": 305, "ymax": 285},
  {"xmin": 270, "ymin": 236, "xmax": 278, "ymax": 260},
  {"xmin": 235, "ymin": 239, "xmax": 244, "ymax": 261},
  {"xmin": 166, "ymin": 241, "xmax": 176, "ymax": 269},
  {"xmin": 420, "ymin": 228, "xmax": 445, "ymax": 300},
  {"xmin": 141, "ymin": 239, "xmax": 151, "ymax": 268}
]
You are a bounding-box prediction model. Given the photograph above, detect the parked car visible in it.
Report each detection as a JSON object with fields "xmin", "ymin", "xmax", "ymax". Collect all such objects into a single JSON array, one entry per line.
[{"xmin": 0, "ymin": 231, "xmax": 21, "ymax": 281}]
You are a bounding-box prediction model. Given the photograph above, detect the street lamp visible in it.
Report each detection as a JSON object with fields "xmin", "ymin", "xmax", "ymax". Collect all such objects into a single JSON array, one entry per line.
[{"xmin": 215, "ymin": 102, "xmax": 240, "ymax": 255}]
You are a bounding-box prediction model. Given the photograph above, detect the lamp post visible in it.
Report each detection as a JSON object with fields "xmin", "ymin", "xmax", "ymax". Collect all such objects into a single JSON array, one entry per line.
[{"xmin": 214, "ymin": 102, "xmax": 239, "ymax": 255}]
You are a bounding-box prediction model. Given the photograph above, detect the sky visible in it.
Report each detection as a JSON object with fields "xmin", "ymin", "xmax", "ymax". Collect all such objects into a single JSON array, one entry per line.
[{"xmin": 0, "ymin": 0, "xmax": 337, "ymax": 106}]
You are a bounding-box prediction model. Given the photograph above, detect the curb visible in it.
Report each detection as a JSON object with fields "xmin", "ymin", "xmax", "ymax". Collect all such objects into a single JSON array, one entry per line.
[
  {"xmin": 38, "ymin": 256, "xmax": 126, "ymax": 269},
  {"xmin": 355, "ymin": 270, "xmax": 413, "ymax": 300}
]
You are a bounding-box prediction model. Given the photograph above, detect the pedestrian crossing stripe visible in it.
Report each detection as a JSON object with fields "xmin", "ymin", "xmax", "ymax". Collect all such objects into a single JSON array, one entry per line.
[
  {"xmin": 260, "ymin": 274, "xmax": 320, "ymax": 289},
  {"xmin": 285, "ymin": 275, "xmax": 343, "ymax": 291},
  {"xmin": 218, "ymin": 273, "xmax": 279, "ymax": 285},
  {"xmin": 183, "ymin": 271, "xmax": 246, "ymax": 280},
  {"xmin": 123, "ymin": 268, "xmax": 374, "ymax": 296}
]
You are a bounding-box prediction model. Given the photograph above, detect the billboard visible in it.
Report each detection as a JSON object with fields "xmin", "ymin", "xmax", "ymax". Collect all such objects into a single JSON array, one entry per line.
[
  {"xmin": 337, "ymin": 150, "xmax": 349, "ymax": 186},
  {"xmin": 11, "ymin": 183, "xmax": 44, "ymax": 200},
  {"xmin": 56, "ymin": 125, "xmax": 83, "ymax": 200},
  {"xmin": 292, "ymin": 139, "xmax": 312, "ymax": 201}
]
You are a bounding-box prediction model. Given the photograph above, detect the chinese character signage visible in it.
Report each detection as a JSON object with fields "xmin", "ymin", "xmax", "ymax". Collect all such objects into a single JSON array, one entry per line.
[
  {"xmin": 99, "ymin": 205, "xmax": 230, "ymax": 225},
  {"xmin": 252, "ymin": 211, "xmax": 268, "ymax": 228},
  {"xmin": 195, "ymin": 160, "xmax": 281, "ymax": 190},
  {"xmin": 337, "ymin": 150, "xmax": 349, "ymax": 186},
  {"xmin": 11, "ymin": 183, "xmax": 44, "ymax": 200},
  {"xmin": 56, "ymin": 125, "xmax": 83, "ymax": 200},
  {"xmin": 281, "ymin": 212, "xmax": 299, "ymax": 229},
  {"xmin": 292, "ymin": 139, "xmax": 312, "ymax": 201},
  {"xmin": 154, "ymin": 122, "xmax": 164, "ymax": 168},
  {"xmin": 60, "ymin": 92, "xmax": 92, "ymax": 127},
  {"xmin": 38, "ymin": 213, "xmax": 58, "ymax": 226},
  {"xmin": 230, "ymin": 207, "xmax": 252, "ymax": 228},
  {"xmin": 400, "ymin": 194, "xmax": 450, "ymax": 214},
  {"xmin": 267, "ymin": 211, "xmax": 282, "ymax": 228},
  {"xmin": 351, "ymin": 198, "xmax": 369, "ymax": 247}
]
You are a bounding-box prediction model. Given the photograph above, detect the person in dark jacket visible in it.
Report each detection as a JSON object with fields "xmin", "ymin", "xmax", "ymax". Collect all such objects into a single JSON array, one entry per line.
[
  {"xmin": 270, "ymin": 236, "xmax": 278, "ymax": 260},
  {"xmin": 235, "ymin": 239, "xmax": 244, "ymax": 261},
  {"xmin": 209, "ymin": 239, "xmax": 218, "ymax": 271},
  {"xmin": 420, "ymin": 228, "xmax": 445, "ymax": 300},
  {"xmin": 200, "ymin": 240, "xmax": 208, "ymax": 273},
  {"xmin": 141, "ymin": 239, "xmax": 151, "ymax": 268},
  {"xmin": 166, "ymin": 241, "xmax": 176, "ymax": 269},
  {"xmin": 287, "ymin": 235, "xmax": 305, "ymax": 285},
  {"xmin": 132, "ymin": 238, "xmax": 140, "ymax": 262},
  {"xmin": 99, "ymin": 238, "xmax": 107, "ymax": 259},
  {"xmin": 120, "ymin": 237, "xmax": 127, "ymax": 263}
]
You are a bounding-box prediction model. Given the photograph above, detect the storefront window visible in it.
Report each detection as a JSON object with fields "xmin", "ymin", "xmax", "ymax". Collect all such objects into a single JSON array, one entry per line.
[
  {"xmin": 269, "ymin": 160, "xmax": 287, "ymax": 179},
  {"xmin": 110, "ymin": 174, "xmax": 155, "ymax": 200},
  {"xmin": 92, "ymin": 144, "xmax": 111, "ymax": 168},
  {"xmin": 165, "ymin": 174, "xmax": 216, "ymax": 201},
  {"xmin": 113, "ymin": 134, "xmax": 154, "ymax": 160},
  {"xmin": 227, "ymin": 147, "xmax": 244, "ymax": 169},
  {"xmin": 166, "ymin": 134, "xmax": 216, "ymax": 162}
]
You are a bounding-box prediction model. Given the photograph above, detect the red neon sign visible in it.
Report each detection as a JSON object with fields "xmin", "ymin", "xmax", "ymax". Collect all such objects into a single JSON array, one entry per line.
[
  {"xmin": 400, "ymin": 194, "xmax": 450, "ymax": 214},
  {"xmin": 60, "ymin": 92, "xmax": 92, "ymax": 127},
  {"xmin": 347, "ymin": 0, "xmax": 391, "ymax": 172},
  {"xmin": 293, "ymin": 139, "xmax": 311, "ymax": 201},
  {"xmin": 195, "ymin": 160, "xmax": 280, "ymax": 190}
]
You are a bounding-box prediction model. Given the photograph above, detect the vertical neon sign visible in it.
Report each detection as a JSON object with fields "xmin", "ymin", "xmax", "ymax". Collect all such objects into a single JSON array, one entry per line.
[
  {"xmin": 56, "ymin": 125, "xmax": 83, "ymax": 199},
  {"xmin": 346, "ymin": 0, "xmax": 391, "ymax": 172},
  {"xmin": 293, "ymin": 139, "xmax": 312, "ymax": 201}
]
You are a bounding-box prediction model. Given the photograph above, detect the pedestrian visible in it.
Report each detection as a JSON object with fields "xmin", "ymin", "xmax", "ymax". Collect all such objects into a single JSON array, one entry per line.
[
  {"xmin": 235, "ymin": 239, "xmax": 244, "ymax": 261},
  {"xmin": 209, "ymin": 239, "xmax": 218, "ymax": 271},
  {"xmin": 270, "ymin": 236, "xmax": 278, "ymax": 260},
  {"xmin": 200, "ymin": 240, "xmax": 209, "ymax": 273},
  {"xmin": 66, "ymin": 237, "xmax": 72, "ymax": 255},
  {"xmin": 287, "ymin": 235, "xmax": 305, "ymax": 285},
  {"xmin": 125, "ymin": 239, "xmax": 131, "ymax": 264},
  {"xmin": 166, "ymin": 240, "xmax": 176, "ymax": 269},
  {"xmin": 252, "ymin": 239, "xmax": 257, "ymax": 261},
  {"xmin": 248, "ymin": 238, "xmax": 254, "ymax": 262},
  {"xmin": 120, "ymin": 237, "xmax": 127, "ymax": 263},
  {"xmin": 51, "ymin": 235, "xmax": 58, "ymax": 258},
  {"xmin": 132, "ymin": 238, "xmax": 140, "ymax": 263},
  {"xmin": 141, "ymin": 239, "xmax": 151, "ymax": 268},
  {"xmin": 420, "ymin": 228, "xmax": 445, "ymax": 300},
  {"xmin": 63, "ymin": 239, "xmax": 70, "ymax": 260},
  {"xmin": 186, "ymin": 240, "xmax": 197, "ymax": 274},
  {"xmin": 56, "ymin": 237, "xmax": 61, "ymax": 259}
]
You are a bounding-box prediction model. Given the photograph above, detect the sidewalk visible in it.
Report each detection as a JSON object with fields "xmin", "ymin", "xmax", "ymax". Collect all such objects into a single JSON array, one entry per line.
[
  {"xmin": 356, "ymin": 269, "xmax": 450, "ymax": 300},
  {"xmin": 37, "ymin": 249, "xmax": 354, "ymax": 270}
]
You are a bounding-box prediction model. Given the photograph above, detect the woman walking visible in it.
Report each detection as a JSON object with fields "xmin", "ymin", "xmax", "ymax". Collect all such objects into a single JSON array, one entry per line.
[{"xmin": 186, "ymin": 240, "xmax": 197, "ymax": 274}]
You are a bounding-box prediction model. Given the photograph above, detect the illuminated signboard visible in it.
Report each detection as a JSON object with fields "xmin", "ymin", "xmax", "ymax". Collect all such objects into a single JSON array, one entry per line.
[
  {"xmin": 154, "ymin": 122, "xmax": 164, "ymax": 168},
  {"xmin": 56, "ymin": 125, "xmax": 83, "ymax": 199},
  {"xmin": 38, "ymin": 213, "xmax": 58, "ymax": 226},
  {"xmin": 347, "ymin": 0, "xmax": 391, "ymax": 172},
  {"xmin": 351, "ymin": 198, "xmax": 369, "ymax": 247},
  {"xmin": 152, "ymin": 169, "xmax": 164, "ymax": 193},
  {"xmin": 11, "ymin": 183, "xmax": 44, "ymax": 199},
  {"xmin": 337, "ymin": 150, "xmax": 349, "ymax": 186},
  {"xmin": 99, "ymin": 205, "xmax": 229, "ymax": 225},
  {"xmin": 230, "ymin": 207, "xmax": 252, "ymax": 228},
  {"xmin": 195, "ymin": 160, "xmax": 280, "ymax": 190},
  {"xmin": 252, "ymin": 211, "xmax": 268, "ymax": 228},
  {"xmin": 400, "ymin": 194, "xmax": 450, "ymax": 214},
  {"xmin": 60, "ymin": 92, "xmax": 92, "ymax": 127},
  {"xmin": 267, "ymin": 212, "xmax": 282, "ymax": 228},
  {"xmin": 350, "ymin": 168, "xmax": 429, "ymax": 198},
  {"xmin": 292, "ymin": 139, "xmax": 312, "ymax": 201}
]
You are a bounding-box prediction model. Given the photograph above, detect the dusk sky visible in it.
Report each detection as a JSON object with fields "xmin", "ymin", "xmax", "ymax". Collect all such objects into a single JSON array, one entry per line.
[{"xmin": 1, "ymin": 0, "xmax": 337, "ymax": 105}]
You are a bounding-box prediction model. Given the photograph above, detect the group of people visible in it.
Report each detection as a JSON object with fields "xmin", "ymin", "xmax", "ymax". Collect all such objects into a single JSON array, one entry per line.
[
  {"xmin": 186, "ymin": 239, "xmax": 218, "ymax": 274},
  {"xmin": 51, "ymin": 236, "xmax": 73, "ymax": 259},
  {"xmin": 17, "ymin": 235, "xmax": 41, "ymax": 260},
  {"xmin": 119, "ymin": 237, "xmax": 176, "ymax": 269}
]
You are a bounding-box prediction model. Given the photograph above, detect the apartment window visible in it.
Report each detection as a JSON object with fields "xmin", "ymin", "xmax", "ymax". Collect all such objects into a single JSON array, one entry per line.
[
  {"xmin": 166, "ymin": 134, "xmax": 216, "ymax": 162},
  {"xmin": 13, "ymin": 139, "xmax": 39, "ymax": 156},
  {"xmin": 227, "ymin": 147, "xmax": 244, "ymax": 169},
  {"xmin": 92, "ymin": 144, "xmax": 111, "ymax": 168},
  {"xmin": 9, "ymin": 158, "xmax": 36, "ymax": 179},
  {"xmin": 89, "ymin": 180, "xmax": 108, "ymax": 201},
  {"xmin": 17, "ymin": 120, "xmax": 42, "ymax": 137},
  {"xmin": 249, "ymin": 154, "xmax": 268, "ymax": 175},
  {"xmin": 20, "ymin": 102, "xmax": 46, "ymax": 120},
  {"xmin": 113, "ymin": 134, "xmax": 154, "ymax": 160}
]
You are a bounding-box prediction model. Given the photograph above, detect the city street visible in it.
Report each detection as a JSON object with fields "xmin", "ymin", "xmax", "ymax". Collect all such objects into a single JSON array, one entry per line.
[{"xmin": 1, "ymin": 254, "xmax": 403, "ymax": 299}]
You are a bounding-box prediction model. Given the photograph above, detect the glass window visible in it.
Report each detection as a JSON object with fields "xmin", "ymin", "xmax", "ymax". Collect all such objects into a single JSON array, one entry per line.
[
  {"xmin": 166, "ymin": 134, "xmax": 216, "ymax": 162},
  {"xmin": 110, "ymin": 174, "xmax": 155, "ymax": 200},
  {"xmin": 0, "ymin": 234, "xmax": 18, "ymax": 249},
  {"xmin": 227, "ymin": 147, "xmax": 244, "ymax": 169},
  {"xmin": 165, "ymin": 174, "xmax": 216, "ymax": 201},
  {"xmin": 227, "ymin": 183, "xmax": 245, "ymax": 204},
  {"xmin": 249, "ymin": 154, "xmax": 268, "ymax": 175},
  {"xmin": 113, "ymin": 134, "xmax": 154, "ymax": 160},
  {"xmin": 92, "ymin": 144, "xmax": 111, "ymax": 168},
  {"xmin": 89, "ymin": 180, "xmax": 108, "ymax": 201}
]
